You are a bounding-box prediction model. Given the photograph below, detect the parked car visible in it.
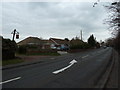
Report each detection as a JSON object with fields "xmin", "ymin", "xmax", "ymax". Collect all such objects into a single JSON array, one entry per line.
[{"xmin": 103, "ymin": 46, "xmax": 107, "ymax": 49}]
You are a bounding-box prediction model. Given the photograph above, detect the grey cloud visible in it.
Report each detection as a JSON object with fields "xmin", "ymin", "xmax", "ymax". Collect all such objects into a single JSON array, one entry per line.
[{"xmin": 2, "ymin": 2, "xmax": 110, "ymax": 42}]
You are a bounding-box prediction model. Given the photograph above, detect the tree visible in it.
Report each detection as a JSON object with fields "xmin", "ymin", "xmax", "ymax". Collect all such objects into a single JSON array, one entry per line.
[
  {"xmin": 70, "ymin": 37, "xmax": 89, "ymax": 49},
  {"xmin": 64, "ymin": 38, "xmax": 69, "ymax": 41},
  {"xmin": 96, "ymin": 42, "xmax": 100, "ymax": 48},
  {"xmin": 87, "ymin": 34, "xmax": 96, "ymax": 47},
  {"xmin": 105, "ymin": 38, "xmax": 114, "ymax": 47},
  {"xmin": 2, "ymin": 37, "xmax": 17, "ymax": 60},
  {"xmin": 105, "ymin": 1, "xmax": 120, "ymax": 54}
]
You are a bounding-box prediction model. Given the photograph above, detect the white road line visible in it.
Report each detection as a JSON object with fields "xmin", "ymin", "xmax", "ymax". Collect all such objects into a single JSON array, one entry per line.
[
  {"xmin": 53, "ymin": 59, "xmax": 77, "ymax": 74},
  {"xmin": 0, "ymin": 77, "xmax": 21, "ymax": 84},
  {"xmin": 82, "ymin": 55, "xmax": 89, "ymax": 58},
  {"xmin": 50, "ymin": 58, "xmax": 55, "ymax": 59},
  {"xmin": 53, "ymin": 64, "xmax": 73, "ymax": 74}
]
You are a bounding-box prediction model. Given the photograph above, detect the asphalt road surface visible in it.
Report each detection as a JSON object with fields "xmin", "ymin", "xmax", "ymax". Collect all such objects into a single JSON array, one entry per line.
[{"xmin": 2, "ymin": 47, "xmax": 113, "ymax": 88}]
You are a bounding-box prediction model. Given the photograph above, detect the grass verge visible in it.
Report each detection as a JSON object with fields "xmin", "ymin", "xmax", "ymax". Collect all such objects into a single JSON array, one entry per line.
[
  {"xmin": 26, "ymin": 52, "xmax": 61, "ymax": 56},
  {"xmin": 2, "ymin": 57, "xmax": 24, "ymax": 66},
  {"xmin": 16, "ymin": 52, "xmax": 61, "ymax": 56}
]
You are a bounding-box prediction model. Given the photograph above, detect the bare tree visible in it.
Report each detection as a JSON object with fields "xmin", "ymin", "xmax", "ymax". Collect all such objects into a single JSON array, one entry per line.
[{"xmin": 105, "ymin": 1, "xmax": 120, "ymax": 54}]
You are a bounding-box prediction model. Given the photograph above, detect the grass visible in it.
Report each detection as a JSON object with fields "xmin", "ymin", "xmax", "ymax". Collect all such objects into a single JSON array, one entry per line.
[
  {"xmin": 2, "ymin": 57, "xmax": 24, "ymax": 66},
  {"xmin": 16, "ymin": 52, "xmax": 61, "ymax": 56},
  {"xmin": 2, "ymin": 52, "xmax": 60, "ymax": 66},
  {"xmin": 26, "ymin": 52, "xmax": 61, "ymax": 56}
]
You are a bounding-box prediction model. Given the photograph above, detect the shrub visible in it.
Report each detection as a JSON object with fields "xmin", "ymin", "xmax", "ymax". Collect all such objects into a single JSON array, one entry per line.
[
  {"xmin": 2, "ymin": 38, "xmax": 17, "ymax": 60},
  {"xmin": 17, "ymin": 45, "xmax": 27, "ymax": 54},
  {"xmin": 70, "ymin": 42, "xmax": 90, "ymax": 49}
]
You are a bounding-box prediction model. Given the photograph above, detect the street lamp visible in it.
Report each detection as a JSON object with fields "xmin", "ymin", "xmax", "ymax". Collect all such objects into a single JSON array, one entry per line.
[{"xmin": 11, "ymin": 29, "xmax": 19, "ymax": 41}]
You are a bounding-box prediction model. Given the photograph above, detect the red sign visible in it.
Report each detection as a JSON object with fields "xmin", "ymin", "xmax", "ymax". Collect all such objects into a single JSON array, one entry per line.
[{"xmin": 16, "ymin": 34, "xmax": 19, "ymax": 39}]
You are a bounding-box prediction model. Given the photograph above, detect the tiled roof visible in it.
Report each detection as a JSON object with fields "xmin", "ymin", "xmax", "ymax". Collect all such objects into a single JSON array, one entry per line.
[
  {"xmin": 17, "ymin": 37, "xmax": 70, "ymax": 46},
  {"xmin": 49, "ymin": 38, "xmax": 69, "ymax": 45},
  {"xmin": 17, "ymin": 37, "xmax": 43, "ymax": 45}
]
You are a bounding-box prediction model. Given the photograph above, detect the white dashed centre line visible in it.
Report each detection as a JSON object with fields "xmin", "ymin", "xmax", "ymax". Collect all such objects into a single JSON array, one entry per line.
[
  {"xmin": 0, "ymin": 77, "xmax": 21, "ymax": 85},
  {"xmin": 82, "ymin": 55, "xmax": 89, "ymax": 58},
  {"xmin": 50, "ymin": 58, "xmax": 55, "ymax": 59}
]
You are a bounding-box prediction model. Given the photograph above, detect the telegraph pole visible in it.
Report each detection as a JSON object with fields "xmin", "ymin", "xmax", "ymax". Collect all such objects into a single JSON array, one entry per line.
[{"xmin": 80, "ymin": 30, "xmax": 82, "ymax": 41}]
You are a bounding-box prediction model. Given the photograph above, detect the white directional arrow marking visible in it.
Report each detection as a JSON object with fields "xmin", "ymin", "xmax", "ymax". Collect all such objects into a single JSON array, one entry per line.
[
  {"xmin": 53, "ymin": 59, "xmax": 77, "ymax": 74},
  {"xmin": 69, "ymin": 59, "xmax": 77, "ymax": 64}
]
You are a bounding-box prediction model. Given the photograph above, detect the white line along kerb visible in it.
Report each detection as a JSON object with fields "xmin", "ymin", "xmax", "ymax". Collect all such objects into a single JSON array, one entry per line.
[
  {"xmin": 0, "ymin": 77, "xmax": 21, "ymax": 84},
  {"xmin": 53, "ymin": 59, "xmax": 77, "ymax": 74}
]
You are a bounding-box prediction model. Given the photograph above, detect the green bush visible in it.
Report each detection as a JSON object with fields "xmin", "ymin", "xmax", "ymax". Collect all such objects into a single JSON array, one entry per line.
[
  {"xmin": 17, "ymin": 45, "xmax": 27, "ymax": 54},
  {"xmin": 2, "ymin": 38, "xmax": 17, "ymax": 60},
  {"xmin": 27, "ymin": 45, "xmax": 38, "ymax": 49},
  {"xmin": 17, "ymin": 45, "xmax": 39, "ymax": 54},
  {"xmin": 70, "ymin": 42, "xmax": 90, "ymax": 49},
  {"xmin": 82, "ymin": 42, "xmax": 91, "ymax": 49}
]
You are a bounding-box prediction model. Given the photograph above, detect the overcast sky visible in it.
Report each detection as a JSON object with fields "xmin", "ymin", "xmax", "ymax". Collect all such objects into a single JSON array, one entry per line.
[{"xmin": 1, "ymin": 1, "xmax": 112, "ymax": 42}]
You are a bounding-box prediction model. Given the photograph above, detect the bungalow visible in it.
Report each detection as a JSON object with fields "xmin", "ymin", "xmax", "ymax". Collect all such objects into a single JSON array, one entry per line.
[
  {"xmin": 17, "ymin": 37, "xmax": 70, "ymax": 51},
  {"xmin": 17, "ymin": 37, "xmax": 43, "ymax": 49},
  {"xmin": 48, "ymin": 38, "xmax": 70, "ymax": 50}
]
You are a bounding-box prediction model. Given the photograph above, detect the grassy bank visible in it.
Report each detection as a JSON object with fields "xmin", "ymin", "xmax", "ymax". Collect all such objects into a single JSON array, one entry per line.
[
  {"xmin": 2, "ymin": 57, "xmax": 24, "ymax": 66},
  {"xmin": 26, "ymin": 52, "xmax": 61, "ymax": 56}
]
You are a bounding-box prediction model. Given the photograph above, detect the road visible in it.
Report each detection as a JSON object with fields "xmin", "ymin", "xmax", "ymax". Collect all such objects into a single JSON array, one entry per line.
[{"xmin": 2, "ymin": 47, "xmax": 113, "ymax": 88}]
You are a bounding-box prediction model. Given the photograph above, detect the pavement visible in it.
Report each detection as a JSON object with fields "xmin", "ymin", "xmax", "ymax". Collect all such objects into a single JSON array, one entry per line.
[
  {"xmin": 1, "ymin": 47, "xmax": 118, "ymax": 88},
  {"xmin": 104, "ymin": 49, "xmax": 119, "ymax": 88},
  {"xmin": 2, "ymin": 55, "xmax": 60, "ymax": 70}
]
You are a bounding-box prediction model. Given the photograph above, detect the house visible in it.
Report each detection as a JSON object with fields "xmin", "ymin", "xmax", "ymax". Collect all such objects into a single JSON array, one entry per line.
[
  {"xmin": 48, "ymin": 38, "xmax": 70, "ymax": 50},
  {"xmin": 41, "ymin": 38, "xmax": 70, "ymax": 50},
  {"xmin": 17, "ymin": 37, "xmax": 43, "ymax": 49},
  {"xmin": 41, "ymin": 40, "xmax": 52, "ymax": 49},
  {"xmin": 17, "ymin": 37, "xmax": 70, "ymax": 51},
  {"xmin": 17, "ymin": 37, "xmax": 43, "ymax": 45}
]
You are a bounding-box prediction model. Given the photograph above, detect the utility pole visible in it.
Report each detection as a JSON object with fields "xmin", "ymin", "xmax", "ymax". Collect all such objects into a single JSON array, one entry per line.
[
  {"xmin": 11, "ymin": 29, "xmax": 19, "ymax": 41},
  {"xmin": 80, "ymin": 30, "xmax": 82, "ymax": 41}
]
